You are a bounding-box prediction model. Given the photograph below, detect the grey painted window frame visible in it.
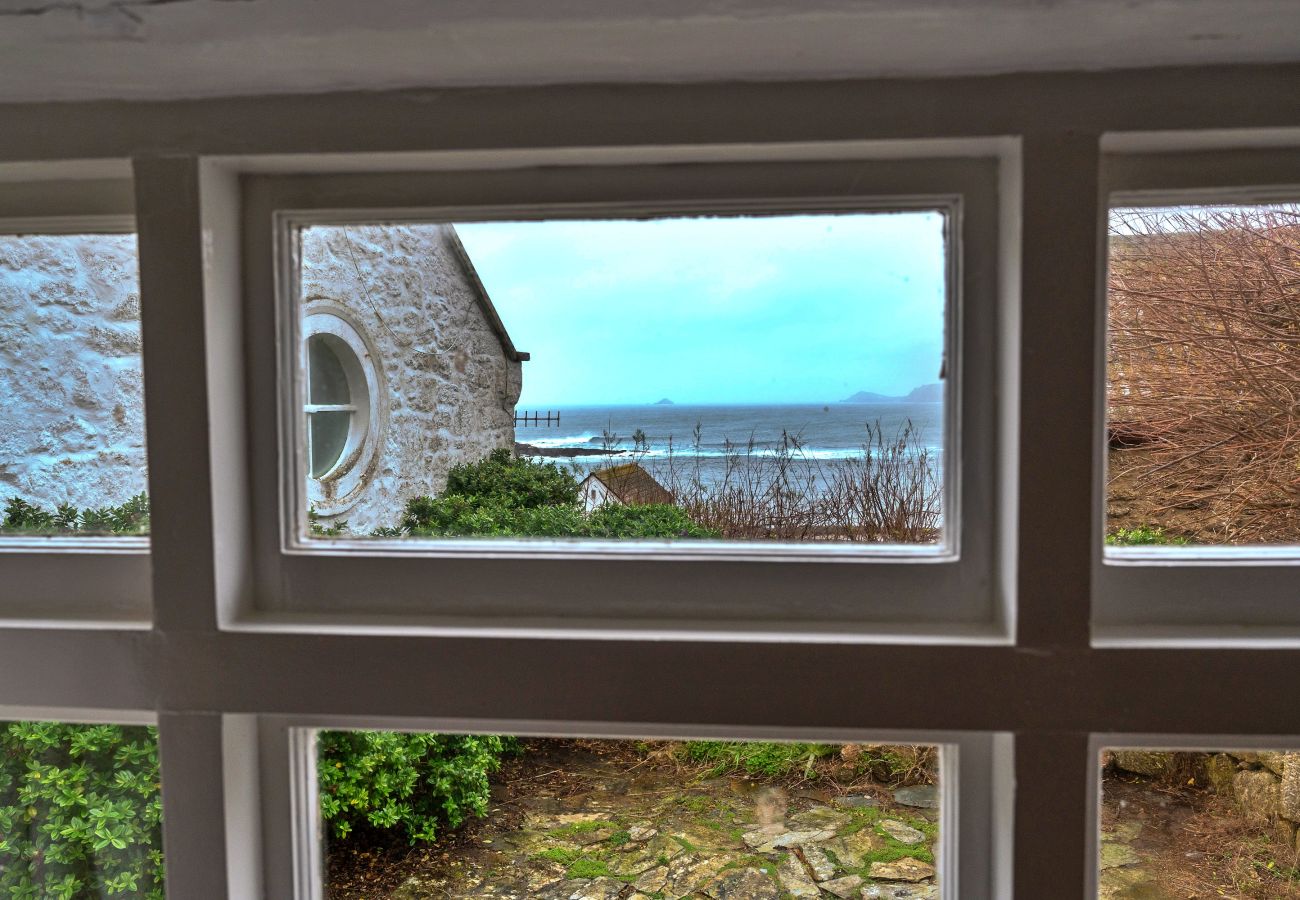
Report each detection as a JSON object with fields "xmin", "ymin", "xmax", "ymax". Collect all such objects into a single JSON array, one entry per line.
[
  {"xmin": 0, "ymin": 65, "xmax": 1296, "ymax": 900},
  {"xmin": 240, "ymin": 155, "xmax": 1012, "ymax": 639},
  {"xmin": 1093, "ymin": 144, "xmax": 1300, "ymax": 642}
]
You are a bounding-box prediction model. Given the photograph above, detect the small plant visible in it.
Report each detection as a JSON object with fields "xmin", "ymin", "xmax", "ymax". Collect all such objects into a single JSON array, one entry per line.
[
  {"xmin": 1106, "ymin": 525, "xmax": 1191, "ymax": 546},
  {"xmin": 308, "ymin": 506, "xmax": 350, "ymax": 536},
  {"xmin": 1, "ymin": 494, "xmax": 150, "ymax": 536},
  {"xmin": 0, "ymin": 722, "xmax": 164, "ymax": 899}
]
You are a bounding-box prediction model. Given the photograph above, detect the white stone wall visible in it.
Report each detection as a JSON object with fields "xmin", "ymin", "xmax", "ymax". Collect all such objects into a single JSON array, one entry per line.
[
  {"xmin": 1, "ymin": 227, "xmax": 522, "ymax": 533},
  {"xmin": 300, "ymin": 224, "xmax": 523, "ymax": 533},
  {"xmin": 0, "ymin": 234, "xmax": 147, "ymax": 512}
]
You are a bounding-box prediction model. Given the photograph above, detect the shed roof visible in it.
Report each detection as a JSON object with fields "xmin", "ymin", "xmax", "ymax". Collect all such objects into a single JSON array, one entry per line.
[
  {"xmin": 442, "ymin": 224, "xmax": 529, "ymax": 363},
  {"xmin": 583, "ymin": 463, "xmax": 675, "ymax": 506}
]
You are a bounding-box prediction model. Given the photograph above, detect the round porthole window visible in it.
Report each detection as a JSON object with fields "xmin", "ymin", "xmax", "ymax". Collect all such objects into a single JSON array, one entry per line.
[{"xmin": 302, "ymin": 308, "xmax": 384, "ymax": 514}]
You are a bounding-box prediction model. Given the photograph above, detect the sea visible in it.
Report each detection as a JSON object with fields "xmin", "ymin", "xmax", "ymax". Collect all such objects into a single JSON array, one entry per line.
[{"xmin": 515, "ymin": 402, "xmax": 944, "ymax": 490}]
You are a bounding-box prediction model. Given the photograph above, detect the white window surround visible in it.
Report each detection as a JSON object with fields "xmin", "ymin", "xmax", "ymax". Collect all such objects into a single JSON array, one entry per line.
[
  {"xmin": 1084, "ymin": 733, "xmax": 1300, "ymax": 899},
  {"xmin": 0, "ymin": 67, "xmax": 1296, "ymax": 900},
  {"xmin": 1092, "ymin": 145, "xmax": 1300, "ymax": 643},
  {"xmin": 0, "ymin": 206, "xmax": 152, "ymax": 626},
  {"xmin": 255, "ymin": 717, "xmax": 992, "ymax": 900},
  {"xmin": 245, "ymin": 155, "xmax": 1012, "ymax": 639}
]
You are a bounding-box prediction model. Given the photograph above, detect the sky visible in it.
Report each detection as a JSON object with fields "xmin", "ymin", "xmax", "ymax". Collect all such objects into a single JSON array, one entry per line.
[{"xmin": 456, "ymin": 211, "xmax": 947, "ymax": 406}]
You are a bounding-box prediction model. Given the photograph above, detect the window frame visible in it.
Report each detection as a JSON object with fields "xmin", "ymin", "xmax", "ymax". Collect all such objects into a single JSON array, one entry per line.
[
  {"xmin": 0, "ymin": 204, "xmax": 152, "ymax": 626},
  {"xmin": 0, "ymin": 65, "xmax": 1297, "ymax": 900},
  {"xmin": 1086, "ymin": 732, "xmax": 1300, "ymax": 899},
  {"xmin": 1092, "ymin": 144, "xmax": 1300, "ymax": 643},
  {"xmin": 239, "ymin": 154, "xmax": 1013, "ymax": 639},
  {"xmin": 255, "ymin": 715, "xmax": 997, "ymax": 900},
  {"xmin": 301, "ymin": 309, "xmax": 382, "ymax": 501}
]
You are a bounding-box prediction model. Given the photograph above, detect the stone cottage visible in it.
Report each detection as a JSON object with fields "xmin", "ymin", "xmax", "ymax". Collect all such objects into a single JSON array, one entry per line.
[{"xmin": 2, "ymin": 224, "xmax": 526, "ymax": 534}]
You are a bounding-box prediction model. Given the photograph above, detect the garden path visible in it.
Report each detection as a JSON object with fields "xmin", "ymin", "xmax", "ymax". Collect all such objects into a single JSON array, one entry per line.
[{"xmin": 381, "ymin": 745, "xmax": 940, "ymax": 900}]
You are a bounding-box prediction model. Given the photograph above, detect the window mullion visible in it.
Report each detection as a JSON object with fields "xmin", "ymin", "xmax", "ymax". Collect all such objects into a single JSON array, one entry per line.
[
  {"xmin": 134, "ymin": 157, "xmax": 251, "ymax": 631},
  {"xmin": 1016, "ymin": 131, "xmax": 1103, "ymax": 649},
  {"xmin": 158, "ymin": 713, "xmax": 257, "ymax": 900},
  {"xmin": 1013, "ymin": 731, "xmax": 1095, "ymax": 899}
]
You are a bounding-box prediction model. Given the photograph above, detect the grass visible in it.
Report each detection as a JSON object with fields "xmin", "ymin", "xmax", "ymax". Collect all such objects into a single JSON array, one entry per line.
[{"xmin": 679, "ymin": 741, "xmax": 839, "ymax": 779}]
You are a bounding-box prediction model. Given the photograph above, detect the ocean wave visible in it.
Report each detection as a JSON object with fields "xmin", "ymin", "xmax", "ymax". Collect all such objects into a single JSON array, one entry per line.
[{"xmin": 520, "ymin": 444, "xmax": 942, "ymax": 461}]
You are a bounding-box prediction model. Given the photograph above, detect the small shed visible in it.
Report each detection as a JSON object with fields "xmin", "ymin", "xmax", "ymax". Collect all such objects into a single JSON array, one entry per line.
[{"xmin": 578, "ymin": 463, "xmax": 675, "ymax": 512}]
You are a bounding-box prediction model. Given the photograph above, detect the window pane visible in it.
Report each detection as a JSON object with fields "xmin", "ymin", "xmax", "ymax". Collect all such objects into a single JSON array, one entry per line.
[
  {"xmin": 319, "ymin": 734, "xmax": 941, "ymax": 899},
  {"xmin": 0, "ymin": 233, "xmax": 149, "ymax": 538},
  {"xmin": 296, "ymin": 214, "xmax": 948, "ymax": 546},
  {"xmin": 1100, "ymin": 747, "xmax": 1300, "ymax": 898},
  {"xmin": 0, "ymin": 720, "xmax": 163, "ymax": 898},
  {"xmin": 309, "ymin": 334, "xmax": 352, "ymax": 406},
  {"xmin": 310, "ymin": 411, "xmax": 353, "ymax": 478},
  {"xmin": 1105, "ymin": 204, "xmax": 1300, "ymax": 548}
]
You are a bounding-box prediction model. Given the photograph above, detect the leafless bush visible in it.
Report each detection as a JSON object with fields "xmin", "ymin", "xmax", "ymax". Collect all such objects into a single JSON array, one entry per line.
[
  {"xmin": 640, "ymin": 419, "xmax": 941, "ymax": 542},
  {"xmin": 1108, "ymin": 205, "xmax": 1300, "ymax": 542}
]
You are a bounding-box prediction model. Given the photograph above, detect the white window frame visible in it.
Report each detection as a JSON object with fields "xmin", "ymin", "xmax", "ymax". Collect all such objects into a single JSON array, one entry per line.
[
  {"xmin": 1093, "ymin": 142, "xmax": 1300, "ymax": 644},
  {"xmin": 0, "ymin": 65, "xmax": 1297, "ymax": 900},
  {"xmin": 239, "ymin": 152, "xmax": 1014, "ymax": 640},
  {"xmin": 1086, "ymin": 733, "xmax": 1300, "ymax": 898},
  {"xmin": 301, "ymin": 308, "xmax": 383, "ymax": 505},
  {"xmin": 0, "ymin": 188, "xmax": 152, "ymax": 626},
  {"xmin": 255, "ymin": 716, "xmax": 998, "ymax": 900}
]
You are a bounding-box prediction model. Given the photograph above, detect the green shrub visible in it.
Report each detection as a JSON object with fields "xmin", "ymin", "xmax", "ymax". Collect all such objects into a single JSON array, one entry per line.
[
  {"xmin": 584, "ymin": 503, "xmax": 717, "ymax": 538},
  {"xmin": 398, "ymin": 449, "xmax": 718, "ymax": 539},
  {"xmin": 443, "ymin": 448, "xmax": 579, "ymax": 509},
  {"xmin": 317, "ymin": 731, "xmax": 517, "ymax": 844},
  {"xmin": 401, "ymin": 495, "xmax": 588, "ymax": 537},
  {"xmin": 401, "ymin": 496, "xmax": 718, "ymax": 539},
  {"xmin": 0, "ymin": 722, "xmax": 163, "ymax": 899},
  {"xmin": 1, "ymin": 494, "xmax": 150, "ymax": 536}
]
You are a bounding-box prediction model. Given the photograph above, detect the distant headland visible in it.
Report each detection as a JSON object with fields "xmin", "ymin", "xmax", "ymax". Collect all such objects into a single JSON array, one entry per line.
[
  {"xmin": 841, "ymin": 383, "xmax": 942, "ymax": 403},
  {"xmin": 653, "ymin": 398, "xmax": 675, "ymax": 405}
]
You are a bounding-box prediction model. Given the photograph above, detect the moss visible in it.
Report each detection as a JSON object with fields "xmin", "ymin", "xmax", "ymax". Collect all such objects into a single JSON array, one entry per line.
[
  {"xmin": 546, "ymin": 819, "xmax": 618, "ymax": 839},
  {"xmin": 532, "ymin": 847, "xmax": 580, "ymax": 866},
  {"xmin": 564, "ymin": 857, "xmax": 615, "ymax": 879},
  {"xmin": 720, "ymin": 854, "xmax": 779, "ymax": 878},
  {"xmin": 836, "ymin": 805, "xmax": 886, "ymax": 837},
  {"xmin": 671, "ymin": 834, "xmax": 700, "ymax": 853}
]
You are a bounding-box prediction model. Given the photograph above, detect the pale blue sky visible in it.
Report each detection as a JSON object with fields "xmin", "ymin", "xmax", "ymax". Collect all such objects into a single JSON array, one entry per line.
[{"xmin": 456, "ymin": 211, "xmax": 946, "ymax": 406}]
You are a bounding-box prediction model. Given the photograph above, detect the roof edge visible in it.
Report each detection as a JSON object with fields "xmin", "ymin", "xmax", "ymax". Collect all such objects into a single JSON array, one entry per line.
[{"xmin": 441, "ymin": 224, "xmax": 530, "ymax": 363}]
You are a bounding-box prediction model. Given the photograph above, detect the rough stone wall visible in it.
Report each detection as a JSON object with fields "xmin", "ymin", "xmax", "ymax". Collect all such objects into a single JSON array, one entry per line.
[
  {"xmin": 1, "ymin": 227, "xmax": 521, "ymax": 534},
  {"xmin": 0, "ymin": 234, "xmax": 146, "ymax": 511},
  {"xmin": 1113, "ymin": 749, "xmax": 1300, "ymax": 853},
  {"xmin": 300, "ymin": 224, "xmax": 522, "ymax": 533}
]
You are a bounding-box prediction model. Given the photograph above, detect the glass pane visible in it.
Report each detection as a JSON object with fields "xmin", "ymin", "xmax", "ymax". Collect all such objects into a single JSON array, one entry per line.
[
  {"xmin": 298, "ymin": 214, "xmax": 948, "ymax": 545},
  {"xmin": 1100, "ymin": 747, "xmax": 1300, "ymax": 898},
  {"xmin": 309, "ymin": 334, "xmax": 352, "ymax": 406},
  {"xmin": 0, "ymin": 720, "xmax": 164, "ymax": 898},
  {"xmin": 0, "ymin": 233, "xmax": 149, "ymax": 538},
  {"xmin": 320, "ymin": 734, "xmax": 941, "ymax": 899},
  {"xmin": 1105, "ymin": 204, "xmax": 1300, "ymax": 548},
  {"xmin": 310, "ymin": 411, "xmax": 352, "ymax": 477}
]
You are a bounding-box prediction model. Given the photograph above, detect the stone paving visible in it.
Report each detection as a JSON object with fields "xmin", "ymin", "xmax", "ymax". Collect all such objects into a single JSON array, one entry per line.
[{"xmin": 389, "ymin": 762, "xmax": 940, "ymax": 900}]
